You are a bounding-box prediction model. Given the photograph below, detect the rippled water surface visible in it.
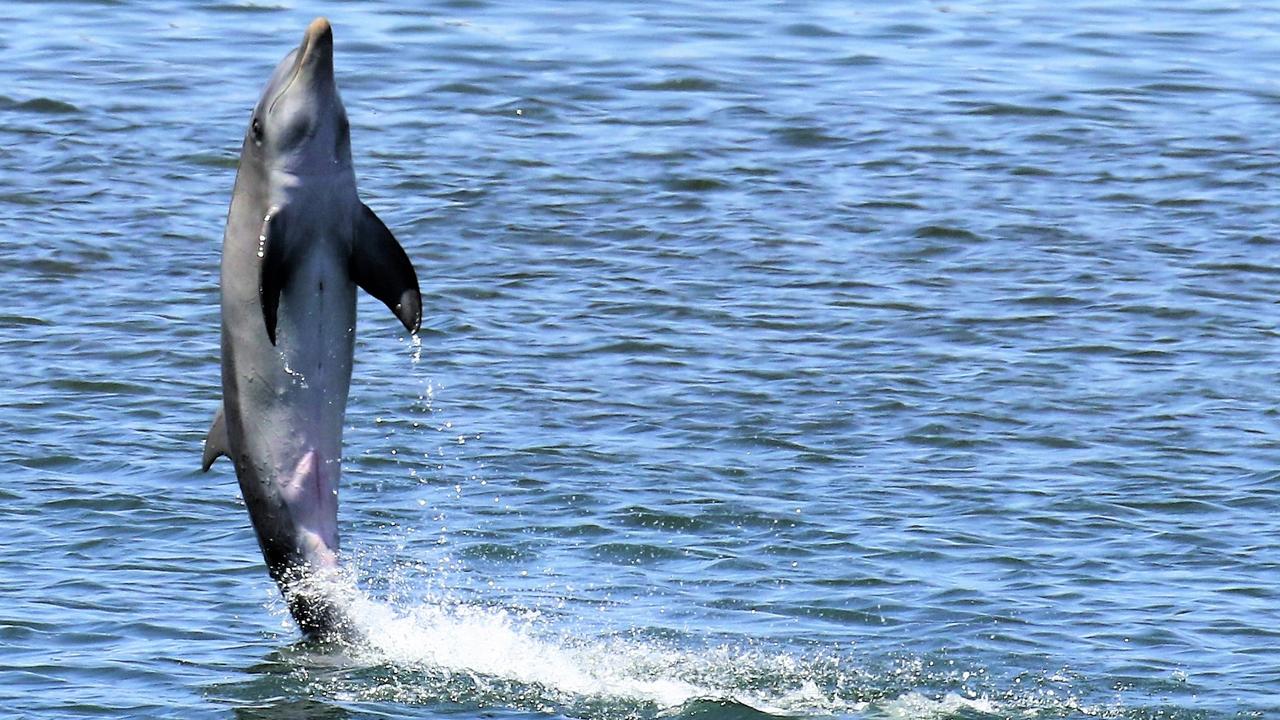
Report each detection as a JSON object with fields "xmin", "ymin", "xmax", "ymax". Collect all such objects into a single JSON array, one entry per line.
[{"xmin": 3, "ymin": 1, "xmax": 1280, "ymax": 718}]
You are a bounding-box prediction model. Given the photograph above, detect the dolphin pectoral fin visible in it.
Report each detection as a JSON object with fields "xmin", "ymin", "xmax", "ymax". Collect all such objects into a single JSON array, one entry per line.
[
  {"xmin": 351, "ymin": 203, "xmax": 421, "ymax": 334},
  {"xmin": 258, "ymin": 206, "xmax": 293, "ymax": 346},
  {"xmin": 202, "ymin": 405, "xmax": 230, "ymax": 472}
]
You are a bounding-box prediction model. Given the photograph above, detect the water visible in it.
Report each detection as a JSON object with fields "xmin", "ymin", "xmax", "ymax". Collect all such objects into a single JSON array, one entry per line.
[{"xmin": 2, "ymin": 1, "xmax": 1278, "ymax": 717}]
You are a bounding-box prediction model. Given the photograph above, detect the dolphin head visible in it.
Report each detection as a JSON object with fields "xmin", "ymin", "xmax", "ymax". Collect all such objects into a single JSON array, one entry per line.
[{"xmin": 245, "ymin": 17, "xmax": 353, "ymax": 177}]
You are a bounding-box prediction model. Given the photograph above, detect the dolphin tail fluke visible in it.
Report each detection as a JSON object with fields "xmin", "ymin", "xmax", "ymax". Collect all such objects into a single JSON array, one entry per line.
[
  {"xmin": 202, "ymin": 405, "xmax": 230, "ymax": 472},
  {"xmin": 351, "ymin": 202, "xmax": 421, "ymax": 335}
]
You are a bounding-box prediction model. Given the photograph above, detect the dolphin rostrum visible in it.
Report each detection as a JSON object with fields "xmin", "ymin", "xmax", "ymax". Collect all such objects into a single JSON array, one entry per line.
[{"xmin": 202, "ymin": 17, "xmax": 421, "ymax": 637}]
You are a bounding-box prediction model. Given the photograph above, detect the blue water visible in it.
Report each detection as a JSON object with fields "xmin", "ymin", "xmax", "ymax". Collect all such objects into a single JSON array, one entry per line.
[{"xmin": 2, "ymin": 1, "xmax": 1279, "ymax": 718}]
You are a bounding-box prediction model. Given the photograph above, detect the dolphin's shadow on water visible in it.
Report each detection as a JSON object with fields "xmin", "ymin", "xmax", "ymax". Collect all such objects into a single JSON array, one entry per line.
[
  {"xmin": 232, "ymin": 697, "xmax": 349, "ymax": 720},
  {"xmin": 207, "ymin": 640, "xmax": 355, "ymax": 720},
  {"xmin": 203, "ymin": 629, "xmax": 795, "ymax": 720}
]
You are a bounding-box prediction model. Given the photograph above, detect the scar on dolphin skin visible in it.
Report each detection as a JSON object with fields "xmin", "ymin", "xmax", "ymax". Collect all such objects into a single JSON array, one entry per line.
[{"xmin": 202, "ymin": 17, "xmax": 421, "ymax": 639}]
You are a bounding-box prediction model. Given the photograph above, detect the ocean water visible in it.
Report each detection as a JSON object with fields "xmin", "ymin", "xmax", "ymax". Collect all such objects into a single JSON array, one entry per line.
[{"xmin": 2, "ymin": 1, "xmax": 1279, "ymax": 717}]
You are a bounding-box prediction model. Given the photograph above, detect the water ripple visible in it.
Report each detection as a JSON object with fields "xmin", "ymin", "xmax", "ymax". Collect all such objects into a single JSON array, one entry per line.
[{"xmin": 2, "ymin": 0, "xmax": 1279, "ymax": 718}]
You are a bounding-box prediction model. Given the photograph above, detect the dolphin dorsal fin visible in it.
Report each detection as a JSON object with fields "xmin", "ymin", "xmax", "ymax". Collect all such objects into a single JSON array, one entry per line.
[
  {"xmin": 202, "ymin": 405, "xmax": 230, "ymax": 472},
  {"xmin": 350, "ymin": 203, "xmax": 421, "ymax": 334}
]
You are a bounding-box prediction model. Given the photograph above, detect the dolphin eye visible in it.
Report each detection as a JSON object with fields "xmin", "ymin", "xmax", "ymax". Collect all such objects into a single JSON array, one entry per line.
[{"xmin": 251, "ymin": 118, "xmax": 264, "ymax": 145}]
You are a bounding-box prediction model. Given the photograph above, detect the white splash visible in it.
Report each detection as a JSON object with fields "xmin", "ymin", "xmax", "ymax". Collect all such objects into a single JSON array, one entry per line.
[
  {"xmin": 284, "ymin": 571, "xmax": 860, "ymax": 716},
  {"xmin": 274, "ymin": 569, "xmax": 1095, "ymax": 719},
  {"xmin": 349, "ymin": 598, "xmax": 706, "ymax": 709},
  {"xmin": 879, "ymin": 691, "xmax": 997, "ymax": 719}
]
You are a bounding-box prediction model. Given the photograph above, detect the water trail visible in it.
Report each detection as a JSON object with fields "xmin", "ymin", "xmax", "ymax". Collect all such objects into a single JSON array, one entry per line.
[
  {"xmin": 408, "ymin": 331, "xmax": 422, "ymax": 365},
  {"xmin": 266, "ymin": 569, "xmax": 1110, "ymax": 720},
  {"xmin": 274, "ymin": 568, "xmax": 866, "ymax": 717},
  {"xmin": 343, "ymin": 590, "xmax": 848, "ymax": 715}
]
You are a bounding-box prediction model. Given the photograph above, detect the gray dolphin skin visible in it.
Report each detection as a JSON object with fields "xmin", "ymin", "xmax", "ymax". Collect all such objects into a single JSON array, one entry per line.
[{"xmin": 202, "ymin": 17, "xmax": 421, "ymax": 637}]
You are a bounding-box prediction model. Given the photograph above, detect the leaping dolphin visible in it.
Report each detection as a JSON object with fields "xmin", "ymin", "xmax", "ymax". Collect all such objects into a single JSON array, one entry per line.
[{"xmin": 202, "ymin": 17, "xmax": 421, "ymax": 637}]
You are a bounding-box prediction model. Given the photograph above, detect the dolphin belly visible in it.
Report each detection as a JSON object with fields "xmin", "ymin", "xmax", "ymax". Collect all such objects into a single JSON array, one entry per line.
[{"xmin": 230, "ymin": 249, "xmax": 355, "ymax": 567}]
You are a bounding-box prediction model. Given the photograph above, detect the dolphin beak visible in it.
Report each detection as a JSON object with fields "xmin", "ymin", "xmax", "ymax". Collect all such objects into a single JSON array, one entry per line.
[
  {"xmin": 267, "ymin": 18, "xmax": 336, "ymax": 116},
  {"xmin": 298, "ymin": 17, "xmax": 334, "ymax": 80}
]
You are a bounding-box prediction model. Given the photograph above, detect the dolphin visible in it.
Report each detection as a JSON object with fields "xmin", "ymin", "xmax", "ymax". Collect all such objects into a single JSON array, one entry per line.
[{"xmin": 201, "ymin": 17, "xmax": 420, "ymax": 637}]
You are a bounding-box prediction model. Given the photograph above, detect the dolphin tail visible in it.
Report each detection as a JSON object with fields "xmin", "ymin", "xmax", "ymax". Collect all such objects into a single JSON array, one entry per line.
[
  {"xmin": 201, "ymin": 405, "xmax": 230, "ymax": 471},
  {"xmin": 350, "ymin": 202, "xmax": 421, "ymax": 334}
]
